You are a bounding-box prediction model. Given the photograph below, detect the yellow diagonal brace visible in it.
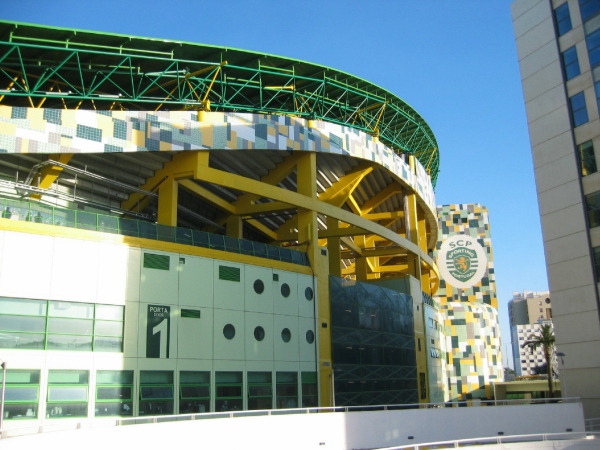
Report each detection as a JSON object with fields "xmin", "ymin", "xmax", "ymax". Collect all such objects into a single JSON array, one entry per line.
[
  {"xmin": 31, "ymin": 153, "xmax": 74, "ymax": 200},
  {"xmin": 360, "ymin": 182, "xmax": 402, "ymax": 216},
  {"xmin": 179, "ymin": 179, "xmax": 235, "ymax": 214},
  {"xmin": 236, "ymin": 201, "xmax": 294, "ymax": 216},
  {"xmin": 121, "ymin": 151, "xmax": 207, "ymax": 212},
  {"xmin": 362, "ymin": 211, "xmax": 404, "ymax": 221},
  {"xmin": 318, "ymin": 163, "xmax": 373, "ymax": 207}
]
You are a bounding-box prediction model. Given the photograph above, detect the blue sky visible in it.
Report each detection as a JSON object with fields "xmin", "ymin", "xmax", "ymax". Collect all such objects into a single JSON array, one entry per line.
[{"xmin": 3, "ymin": 0, "xmax": 542, "ymax": 367}]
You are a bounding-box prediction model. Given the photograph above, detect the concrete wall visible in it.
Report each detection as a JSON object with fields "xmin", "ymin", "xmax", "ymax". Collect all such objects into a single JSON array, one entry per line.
[{"xmin": 0, "ymin": 402, "xmax": 585, "ymax": 450}]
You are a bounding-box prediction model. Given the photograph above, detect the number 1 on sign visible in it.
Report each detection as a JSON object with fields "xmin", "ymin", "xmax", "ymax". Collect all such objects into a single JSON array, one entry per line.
[{"xmin": 153, "ymin": 318, "xmax": 168, "ymax": 358}]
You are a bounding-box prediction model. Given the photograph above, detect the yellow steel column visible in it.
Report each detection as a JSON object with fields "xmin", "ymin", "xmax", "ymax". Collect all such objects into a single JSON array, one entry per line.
[
  {"xmin": 157, "ymin": 177, "xmax": 178, "ymax": 226},
  {"xmin": 355, "ymin": 235, "xmax": 368, "ymax": 281},
  {"xmin": 406, "ymin": 155, "xmax": 429, "ymax": 403},
  {"xmin": 326, "ymin": 217, "xmax": 342, "ymax": 277},
  {"xmin": 417, "ymin": 212, "xmax": 431, "ymax": 296},
  {"xmin": 31, "ymin": 154, "xmax": 73, "ymax": 200},
  {"xmin": 296, "ymin": 151, "xmax": 332, "ymax": 407},
  {"xmin": 226, "ymin": 215, "xmax": 243, "ymax": 239}
]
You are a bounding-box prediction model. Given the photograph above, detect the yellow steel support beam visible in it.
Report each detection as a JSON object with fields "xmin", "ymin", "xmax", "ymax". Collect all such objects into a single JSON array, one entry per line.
[
  {"xmin": 318, "ymin": 163, "xmax": 373, "ymax": 208},
  {"xmin": 317, "ymin": 226, "xmax": 368, "ymax": 239},
  {"xmin": 178, "ymin": 179, "xmax": 235, "ymax": 214},
  {"xmin": 31, "ymin": 153, "xmax": 74, "ymax": 200},
  {"xmin": 360, "ymin": 182, "xmax": 403, "ymax": 216},
  {"xmin": 326, "ymin": 216, "xmax": 342, "ymax": 277},
  {"xmin": 236, "ymin": 201, "xmax": 294, "ymax": 216},
  {"xmin": 362, "ymin": 211, "xmax": 404, "ymax": 222},
  {"xmin": 121, "ymin": 151, "xmax": 207, "ymax": 213},
  {"xmin": 226, "ymin": 215, "xmax": 243, "ymax": 239},
  {"xmin": 157, "ymin": 177, "xmax": 178, "ymax": 226}
]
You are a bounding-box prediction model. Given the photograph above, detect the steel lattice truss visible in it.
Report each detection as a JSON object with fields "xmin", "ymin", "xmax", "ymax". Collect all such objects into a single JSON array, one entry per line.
[{"xmin": 0, "ymin": 21, "xmax": 440, "ymax": 184}]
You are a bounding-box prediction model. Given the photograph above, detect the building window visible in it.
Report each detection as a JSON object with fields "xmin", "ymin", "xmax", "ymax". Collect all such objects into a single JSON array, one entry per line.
[
  {"xmin": 276, "ymin": 372, "xmax": 298, "ymax": 409},
  {"xmin": 570, "ymin": 92, "xmax": 589, "ymax": 127},
  {"xmin": 587, "ymin": 191, "xmax": 600, "ymax": 227},
  {"xmin": 247, "ymin": 372, "xmax": 272, "ymax": 410},
  {"xmin": 562, "ymin": 46, "xmax": 581, "ymax": 80},
  {"xmin": 301, "ymin": 372, "xmax": 318, "ymax": 407},
  {"xmin": 215, "ymin": 371, "xmax": 243, "ymax": 412},
  {"xmin": 0, "ymin": 298, "xmax": 124, "ymax": 352},
  {"xmin": 579, "ymin": 141, "xmax": 598, "ymax": 176},
  {"xmin": 587, "ymin": 28, "xmax": 600, "ymax": 66},
  {"xmin": 580, "ymin": 0, "xmax": 600, "ymax": 22},
  {"xmin": 555, "ymin": 2, "xmax": 573, "ymax": 36},
  {"xmin": 179, "ymin": 371, "xmax": 210, "ymax": 414},
  {"xmin": 47, "ymin": 370, "xmax": 89, "ymax": 418},
  {"xmin": 139, "ymin": 371, "xmax": 174, "ymax": 416},
  {"xmin": 0, "ymin": 370, "xmax": 39, "ymax": 420},
  {"xmin": 95, "ymin": 370, "xmax": 133, "ymax": 417}
]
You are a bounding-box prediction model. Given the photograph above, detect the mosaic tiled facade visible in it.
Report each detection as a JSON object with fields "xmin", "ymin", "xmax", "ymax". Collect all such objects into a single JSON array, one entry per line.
[
  {"xmin": 0, "ymin": 106, "xmax": 436, "ymax": 213},
  {"xmin": 434, "ymin": 204, "xmax": 497, "ymax": 308},
  {"xmin": 433, "ymin": 204, "xmax": 503, "ymax": 401},
  {"xmin": 441, "ymin": 302, "xmax": 502, "ymax": 400}
]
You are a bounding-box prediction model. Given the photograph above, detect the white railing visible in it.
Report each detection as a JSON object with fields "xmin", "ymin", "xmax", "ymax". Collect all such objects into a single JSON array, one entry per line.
[
  {"xmin": 379, "ymin": 431, "xmax": 598, "ymax": 449},
  {"xmin": 586, "ymin": 417, "xmax": 600, "ymax": 432},
  {"xmin": 0, "ymin": 397, "xmax": 581, "ymax": 439}
]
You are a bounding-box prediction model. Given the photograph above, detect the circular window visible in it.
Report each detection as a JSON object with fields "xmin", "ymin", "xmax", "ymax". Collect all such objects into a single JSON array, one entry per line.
[
  {"xmin": 281, "ymin": 283, "xmax": 291, "ymax": 298},
  {"xmin": 305, "ymin": 287, "xmax": 314, "ymax": 301},
  {"xmin": 223, "ymin": 324, "xmax": 236, "ymax": 340},
  {"xmin": 545, "ymin": 298, "xmax": 551, "ymax": 304},
  {"xmin": 254, "ymin": 326, "xmax": 265, "ymax": 341},
  {"xmin": 254, "ymin": 279, "xmax": 265, "ymax": 294},
  {"xmin": 281, "ymin": 328, "xmax": 291, "ymax": 342},
  {"xmin": 306, "ymin": 330, "xmax": 315, "ymax": 344}
]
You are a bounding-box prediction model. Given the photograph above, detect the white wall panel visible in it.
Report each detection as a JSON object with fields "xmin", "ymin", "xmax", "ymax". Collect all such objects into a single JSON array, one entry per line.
[
  {"xmin": 96, "ymin": 242, "xmax": 129, "ymax": 304},
  {"xmin": 213, "ymin": 308, "xmax": 245, "ymax": 360},
  {"xmin": 213, "ymin": 260, "xmax": 244, "ymax": 311},
  {"xmin": 273, "ymin": 271, "xmax": 298, "ymax": 317},
  {"xmin": 0, "ymin": 232, "xmax": 54, "ymax": 299},
  {"xmin": 273, "ymin": 314, "xmax": 299, "ymax": 362},
  {"xmin": 298, "ymin": 316, "xmax": 317, "ymax": 363},
  {"xmin": 49, "ymin": 238, "xmax": 99, "ymax": 303},
  {"xmin": 178, "ymin": 308, "xmax": 213, "ymax": 360},
  {"xmin": 140, "ymin": 250, "xmax": 178, "ymax": 305},
  {"xmin": 244, "ymin": 265, "xmax": 273, "ymax": 314},
  {"xmin": 244, "ymin": 311, "xmax": 274, "ymax": 361},
  {"xmin": 178, "ymin": 255, "xmax": 213, "ymax": 308},
  {"xmin": 297, "ymin": 274, "xmax": 316, "ymax": 318}
]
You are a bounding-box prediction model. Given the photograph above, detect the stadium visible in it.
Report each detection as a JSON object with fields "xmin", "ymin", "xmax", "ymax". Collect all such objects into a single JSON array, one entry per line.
[{"xmin": 0, "ymin": 20, "xmax": 444, "ymax": 422}]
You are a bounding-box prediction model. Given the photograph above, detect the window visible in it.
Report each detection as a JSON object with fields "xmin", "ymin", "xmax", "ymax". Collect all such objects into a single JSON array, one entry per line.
[
  {"xmin": 0, "ymin": 370, "xmax": 39, "ymax": 420},
  {"xmin": 578, "ymin": 140, "xmax": 597, "ymax": 177},
  {"xmin": 587, "ymin": 191, "xmax": 600, "ymax": 227},
  {"xmin": 215, "ymin": 371, "xmax": 243, "ymax": 412},
  {"xmin": 47, "ymin": 370, "xmax": 89, "ymax": 418},
  {"xmin": 555, "ymin": 2, "xmax": 573, "ymax": 35},
  {"xmin": 247, "ymin": 372, "xmax": 272, "ymax": 410},
  {"xmin": 570, "ymin": 92, "xmax": 589, "ymax": 126},
  {"xmin": 276, "ymin": 372, "xmax": 298, "ymax": 409},
  {"xmin": 587, "ymin": 28, "xmax": 600, "ymax": 67},
  {"xmin": 594, "ymin": 247, "xmax": 600, "ymax": 281},
  {"xmin": 0, "ymin": 297, "xmax": 124, "ymax": 352},
  {"xmin": 139, "ymin": 371, "xmax": 174, "ymax": 416},
  {"xmin": 95, "ymin": 370, "xmax": 133, "ymax": 417},
  {"xmin": 562, "ymin": 46, "xmax": 581, "ymax": 80},
  {"xmin": 580, "ymin": 0, "xmax": 600, "ymax": 22},
  {"xmin": 301, "ymin": 372, "xmax": 318, "ymax": 407},
  {"xmin": 179, "ymin": 371, "xmax": 210, "ymax": 414}
]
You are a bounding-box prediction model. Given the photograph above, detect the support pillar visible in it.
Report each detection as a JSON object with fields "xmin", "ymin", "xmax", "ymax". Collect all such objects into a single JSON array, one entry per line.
[{"xmin": 157, "ymin": 178, "xmax": 178, "ymax": 226}]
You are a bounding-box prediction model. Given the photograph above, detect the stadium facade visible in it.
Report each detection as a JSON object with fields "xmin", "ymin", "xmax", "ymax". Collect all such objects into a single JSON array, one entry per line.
[
  {"xmin": 0, "ymin": 21, "xmax": 501, "ymax": 425},
  {"xmin": 512, "ymin": 0, "xmax": 600, "ymax": 417}
]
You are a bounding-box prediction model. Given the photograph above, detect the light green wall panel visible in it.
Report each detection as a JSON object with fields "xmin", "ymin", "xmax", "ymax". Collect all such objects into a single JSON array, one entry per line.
[
  {"xmin": 178, "ymin": 255, "xmax": 213, "ymax": 308},
  {"xmin": 213, "ymin": 260, "xmax": 244, "ymax": 311},
  {"xmin": 244, "ymin": 312, "xmax": 274, "ymax": 361},
  {"xmin": 298, "ymin": 317, "xmax": 317, "ymax": 363},
  {"xmin": 244, "ymin": 266, "xmax": 273, "ymax": 314},
  {"xmin": 213, "ymin": 309, "xmax": 245, "ymax": 360},
  {"xmin": 178, "ymin": 308, "xmax": 213, "ymax": 360},
  {"xmin": 140, "ymin": 250, "xmax": 178, "ymax": 305},
  {"xmin": 273, "ymin": 314, "xmax": 299, "ymax": 362},
  {"xmin": 297, "ymin": 275, "xmax": 316, "ymax": 319},
  {"xmin": 275, "ymin": 271, "xmax": 298, "ymax": 316}
]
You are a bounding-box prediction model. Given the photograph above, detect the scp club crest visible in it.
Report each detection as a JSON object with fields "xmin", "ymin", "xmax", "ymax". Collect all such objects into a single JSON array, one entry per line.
[{"xmin": 437, "ymin": 235, "xmax": 487, "ymax": 289}]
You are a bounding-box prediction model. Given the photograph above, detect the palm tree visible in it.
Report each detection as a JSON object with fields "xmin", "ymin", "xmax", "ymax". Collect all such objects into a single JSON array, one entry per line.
[{"xmin": 521, "ymin": 323, "xmax": 556, "ymax": 398}]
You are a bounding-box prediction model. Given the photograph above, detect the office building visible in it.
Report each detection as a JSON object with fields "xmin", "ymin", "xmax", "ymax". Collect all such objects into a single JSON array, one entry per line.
[
  {"xmin": 508, "ymin": 291, "xmax": 555, "ymax": 376},
  {"xmin": 0, "ymin": 20, "xmax": 446, "ymax": 425},
  {"xmin": 512, "ymin": 0, "xmax": 600, "ymax": 417}
]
